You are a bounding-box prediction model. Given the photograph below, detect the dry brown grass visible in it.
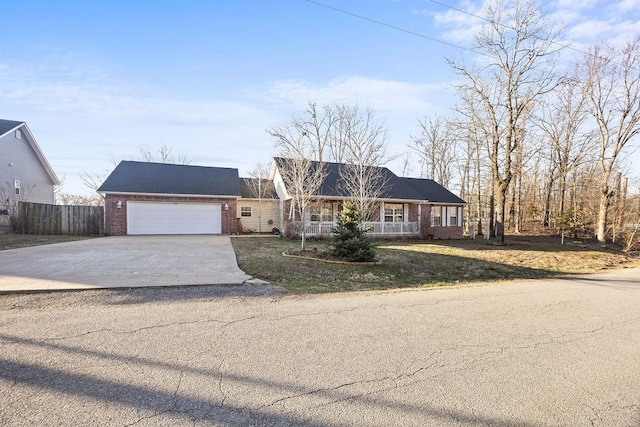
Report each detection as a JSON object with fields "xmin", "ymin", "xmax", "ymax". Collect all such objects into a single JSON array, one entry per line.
[
  {"xmin": 0, "ymin": 234, "xmax": 94, "ymax": 251},
  {"xmin": 232, "ymin": 235, "xmax": 638, "ymax": 294}
]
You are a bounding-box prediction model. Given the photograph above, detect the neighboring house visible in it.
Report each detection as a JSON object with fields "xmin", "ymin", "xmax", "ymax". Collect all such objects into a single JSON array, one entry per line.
[
  {"xmin": 0, "ymin": 119, "xmax": 60, "ymax": 211},
  {"xmin": 98, "ymin": 158, "xmax": 465, "ymax": 238},
  {"xmin": 97, "ymin": 161, "xmax": 241, "ymax": 235},
  {"xmin": 271, "ymin": 158, "xmax": 466, "ymax": 239},
  {"xmin": 237, "ymin": 178, "xmax": 281, "ymax": 233}
]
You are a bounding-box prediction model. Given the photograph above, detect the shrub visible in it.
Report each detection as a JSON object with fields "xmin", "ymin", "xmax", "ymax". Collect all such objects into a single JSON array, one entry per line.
[{"xmin": 329, "ymin": 202, "xmax": 375, "ymax": 262}]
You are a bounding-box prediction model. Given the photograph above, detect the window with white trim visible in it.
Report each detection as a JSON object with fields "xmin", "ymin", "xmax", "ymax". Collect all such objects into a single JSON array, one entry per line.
[
  {"xmin": 309, "ymin": 204, "xmax": 321, "ymax": 222},
  {"xmin": 449, "ymin": 208, "xmax": 458, "ymax": 226},
  {"xmin": 309, "ymin": 202, "xmax": 333, "ymax": 222},
  {"xmin": 14, "ymin": 180, "xmax": 20, "ymax": 196},
  {"xmin": 384, "ymin": 203, "xmax": 403, "ymax": 223},
  {"xmin": 320, "ymin": 202, "xmax": 333, "ymax": 222},
  {"xmin": 432, "ymin": 206, "xmax": 442, "ymax": 226},
  {"xmin": 240, "ymin": 206, "xmax": 252, "ymax": 217}
]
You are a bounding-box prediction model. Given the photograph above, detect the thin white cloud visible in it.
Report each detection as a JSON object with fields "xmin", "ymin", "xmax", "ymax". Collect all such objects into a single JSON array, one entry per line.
[
  {"xmin": 0, "ymin": 53, "xmax": 283, "ymax": 193},
  {"xmin": 567, "ymin": 20, "xmax": 614, "ymax": 40},
  {"xmin": 430, "ymin": 0, "xmax": 487, "ymax": 44},
  {"xmin": 428, "ymin": 0, "xmax": 640, "ymax": 55},
  {"xmin": 264, "ymin": 76, "xmax": 448, "ymax": 116},
  {"xmin": 615, "ymin": 0, "xmax": 640, "ymax": 12},
  {"xmin": 0, "ymin": 56, "xmax": 270, "ymax": 127},
  {"xmin": 557, "ymin": 0, "xmax": 599, "ymax": 10}
]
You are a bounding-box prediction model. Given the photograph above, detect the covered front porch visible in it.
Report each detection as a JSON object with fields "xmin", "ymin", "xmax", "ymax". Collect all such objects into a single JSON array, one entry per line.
[
  {"xmin": 283, "ymin": 199, "xmax": 424, "ymax": 238},
  {"xmin": 299, "ymin": 220, "xmax": 420, "ymax": 237}
]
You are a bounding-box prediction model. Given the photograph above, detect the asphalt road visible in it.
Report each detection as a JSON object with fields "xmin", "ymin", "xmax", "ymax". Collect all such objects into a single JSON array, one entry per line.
[{"xmin": 1, "ymin": 268, "xmax": 639, "ymax": 426}]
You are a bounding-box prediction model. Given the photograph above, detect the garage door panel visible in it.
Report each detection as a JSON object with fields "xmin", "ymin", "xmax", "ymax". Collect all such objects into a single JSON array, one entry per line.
[{"xmin": 127, "ymin": 202, "xmax": 221, "ymax": 235}]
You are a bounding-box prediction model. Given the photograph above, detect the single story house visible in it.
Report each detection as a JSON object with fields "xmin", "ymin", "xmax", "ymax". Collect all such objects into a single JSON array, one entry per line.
[
  {"xmin": 98, "ymin": 158, "xmax": 465, "ymax": 238},
  {"xmin": 271, "ymin": 158, "xmax": 465, "ymax": 239}
]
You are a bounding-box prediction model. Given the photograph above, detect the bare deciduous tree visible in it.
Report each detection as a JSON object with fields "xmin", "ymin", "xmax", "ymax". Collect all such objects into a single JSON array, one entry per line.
[
  {"xmin": 338, "ymin": 163, "xmax": 389, "ymax": 223},
  {"xmin": 245, "ymin": 163, "xmax": 272, "ymax": 233},
  {"xmin": 270, "ymin": 102, "xmax": 393, "ymax": 228},
  {"xmin": 447, "ymin": 0, "xmax": 563, "ymax": 243},
  {"xmin": 275, "ymin": 156, "xmax": 327, "ymax": 251},
  {"xmin": 139, "ymin": 144, "xmax": 191, "ymax": 165},
  {"xmin": 410, "ymin": 115, "xmax": 457, "ymax": 187},
  {"xmin": 336, "ymin": 105, "xmax": 392, "ymax": 223},
  {"xmin": 81, "ymin": 146, "xmax": 192, "ymax": 195},
  {"xmin": 536, "ymin": 67, "xmax": 592, "ymax": 228},
  {"xmin": 56, "ymin": 193, "xmax": 102, "ymax": 206},
  {"xmin": 268, "ymin": 102, "xmax": 337, "ymax": 161},
  {"xmin": 580, "ymin": 38, "xmax": 640, "ymax": 243},
  {"xmin": 0, "ymin": 181, "xmax": 35, "ymax": 232}
]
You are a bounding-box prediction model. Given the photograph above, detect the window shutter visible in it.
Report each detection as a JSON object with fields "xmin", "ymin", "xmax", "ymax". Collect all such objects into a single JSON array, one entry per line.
[{"xmin": 458, "ymin": 207, "xmax": 463, "ymax": 226}]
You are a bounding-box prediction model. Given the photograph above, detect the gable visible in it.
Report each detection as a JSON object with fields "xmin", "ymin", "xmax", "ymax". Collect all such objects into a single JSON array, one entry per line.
[
  {"xmin": 0, "ymin": 120, "xmax": 59, "ymax": 186},
  {"xmin": 98, "ymin": 161, "xmax": 242, "ymax": 197}
]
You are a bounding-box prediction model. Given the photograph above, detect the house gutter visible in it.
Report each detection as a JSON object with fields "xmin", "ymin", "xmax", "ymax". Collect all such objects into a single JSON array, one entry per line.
[{"xmin": 99, "ymin": 191, "xmax": 240, "ymax": 198}]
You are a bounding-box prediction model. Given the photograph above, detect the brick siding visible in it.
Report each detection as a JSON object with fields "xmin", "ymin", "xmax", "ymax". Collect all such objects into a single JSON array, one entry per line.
[{"xmin": 419, "ymin": 204, "xmax": 463, "ymax": 239}]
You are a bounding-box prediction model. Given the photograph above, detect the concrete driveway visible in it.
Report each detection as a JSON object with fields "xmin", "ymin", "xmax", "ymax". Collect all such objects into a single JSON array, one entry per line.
[{"xmin": 0, "ymin": 235, "xmax": 251, "ymax": 292}]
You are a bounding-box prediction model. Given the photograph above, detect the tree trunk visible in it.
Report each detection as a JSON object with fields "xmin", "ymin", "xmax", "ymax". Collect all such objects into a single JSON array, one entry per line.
[
  {"xmin": 542, "ymin": 170, "xmax": 554, "ymax": 227},
  {"xmin": 489, "ymin": 192, "xmax": 495, "ymax": 238},
  {"xmin": 596, "ymin": 184, "xmax": 610, "ymax": 243},
  {"xmin": 300, "ymin": 211, "xmax": 307, "ymax": 251},
  {"xmin": 617, "ymin": 176, "xmax": 628, "ymax": 236},
  {"xmin": 495, "ymin": 182, "xmax": 508, "ymax": 243}
]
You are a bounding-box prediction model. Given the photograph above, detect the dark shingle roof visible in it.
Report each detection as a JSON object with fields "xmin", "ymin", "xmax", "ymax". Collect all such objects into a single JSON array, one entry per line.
[
  {"xmin": 239, "ymin": 178, "xmax": 278, "ymax": 199},
  {"xmin": 0, "ymin": 119, "xmax": 24, "ymax": 136},
  {"xmin": 97, "ymin": 161, "xmax": 241, "ymax": 197},
  {"xmin": 401, "ymin": 177, "xmax": 466, "ymax": 204},
  {"xmin": 273, "ymin": 157, "xmax": 426, "ymax": 201}
]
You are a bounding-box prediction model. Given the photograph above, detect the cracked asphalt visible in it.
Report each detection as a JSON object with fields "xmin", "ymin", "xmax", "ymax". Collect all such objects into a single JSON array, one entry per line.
[{"xmin": 1, "ymin": 268, "xmax": 639, "ymax": 426}]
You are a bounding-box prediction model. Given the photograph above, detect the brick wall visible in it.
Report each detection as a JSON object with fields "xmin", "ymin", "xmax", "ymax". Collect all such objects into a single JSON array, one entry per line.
[
  {"xmin": 418, "ymin": 203, "xmax": 463, "ymax": 239},
  {"xmin": 430, "ymin": 226, "xmax": 463, "ymax": 239},
  {"xmin": 104, "ymin": 194, "xmax": 238, "ymax": 235},
  {"xmin": 407, "ymin": 204, "xmax": 419, "ymax": 222},
  {"xmin": 420, "ymin": 204, "xmax": 431, "ymax": 239}
]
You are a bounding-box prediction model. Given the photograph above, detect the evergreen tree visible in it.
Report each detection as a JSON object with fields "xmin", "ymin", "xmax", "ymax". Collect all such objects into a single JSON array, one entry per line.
[{"xmin": 330, "ymin": 202, "xmax": 375, "ymax": 262}]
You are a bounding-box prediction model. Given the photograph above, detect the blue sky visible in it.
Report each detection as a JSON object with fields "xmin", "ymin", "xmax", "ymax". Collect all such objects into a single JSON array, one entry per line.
[{"xmin": 1, "ymin": 0, "xmax": 639, "ymax": 195}]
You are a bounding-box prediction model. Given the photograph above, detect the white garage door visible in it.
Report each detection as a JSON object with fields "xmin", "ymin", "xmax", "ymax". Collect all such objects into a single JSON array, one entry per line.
[{"xmin": 127, "ymin": 202, "xmax": 222, "ymax": 235}]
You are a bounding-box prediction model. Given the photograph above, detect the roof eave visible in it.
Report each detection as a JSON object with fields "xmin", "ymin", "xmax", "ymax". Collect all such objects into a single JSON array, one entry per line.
[
  {"xmin": 99, "ymin": 191, "xmax": 240, "ymax": 198},
  {"xmin": 0, "ymin": 122, "xmax": 23, "ymax": 139}
]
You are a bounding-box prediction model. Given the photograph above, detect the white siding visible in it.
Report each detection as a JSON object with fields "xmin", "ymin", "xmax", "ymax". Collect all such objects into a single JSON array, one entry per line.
[
  {"xmin": 237, "ymin": 200, "xmax": 281, "ymax": 232},
  {"xmin": 0, "ymin": 129, "xmax": 55, "ymax": 206}
]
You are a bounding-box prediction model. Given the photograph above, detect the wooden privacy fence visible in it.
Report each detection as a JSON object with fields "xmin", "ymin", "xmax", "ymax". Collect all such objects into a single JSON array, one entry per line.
[{"xmin": 18, "ymin": 202, "xmax": 104, "ymax": 235}]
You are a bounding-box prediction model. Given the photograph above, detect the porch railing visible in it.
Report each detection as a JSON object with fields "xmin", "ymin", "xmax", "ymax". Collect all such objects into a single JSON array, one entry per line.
[{"xmin": 293, "ymin": 221, "xmax": 419, "ymax": 236}]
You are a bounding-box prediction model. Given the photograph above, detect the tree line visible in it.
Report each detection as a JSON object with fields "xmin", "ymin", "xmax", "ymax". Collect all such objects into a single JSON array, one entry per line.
[{"xmin": 271, "ymin": 0, "xmax": 640, "ymax": 249}]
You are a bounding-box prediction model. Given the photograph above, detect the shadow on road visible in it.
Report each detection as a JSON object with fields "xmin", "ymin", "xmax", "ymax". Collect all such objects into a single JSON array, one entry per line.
[{"xmin": 0, "ymin": 333, "xmax": 537, "ymax": 426}]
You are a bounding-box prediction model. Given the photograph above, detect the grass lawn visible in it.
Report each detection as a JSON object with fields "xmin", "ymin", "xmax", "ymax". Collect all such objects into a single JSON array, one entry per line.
[
  {"xmin": 0, "ymin": 234, "xmax": 93, "ymax": 251},
  {"xmin": 232, "ymin": 236, "xmax": 639, "ymax": 294}
]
